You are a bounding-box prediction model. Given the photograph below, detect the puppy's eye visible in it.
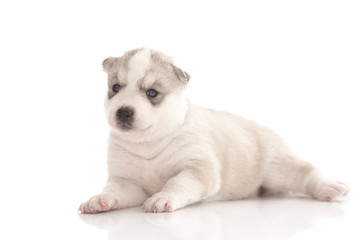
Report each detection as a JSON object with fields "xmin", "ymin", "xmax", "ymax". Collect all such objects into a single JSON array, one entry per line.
[
  {"xmin": 146, "ymin": 89, "xmax": 158, "ymax": 98},
  {"xmin": 112, "ymin": 84, "xmax": 121, "ymax": 92}
]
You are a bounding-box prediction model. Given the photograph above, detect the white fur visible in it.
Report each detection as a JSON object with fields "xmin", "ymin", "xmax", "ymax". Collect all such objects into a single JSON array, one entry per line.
[
  {"xmin": 80, "ymin": 49, "xmax": 348, "ymax": 214},
  {"xmin": 127, "ymin": 48, "xmax": 151, "ymax": 82}
]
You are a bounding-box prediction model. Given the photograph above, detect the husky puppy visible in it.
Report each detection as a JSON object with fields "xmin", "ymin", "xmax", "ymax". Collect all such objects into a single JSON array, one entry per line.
[{"xmin": 79, "ymin": 48, "xmax": 348, "ymax": 213}]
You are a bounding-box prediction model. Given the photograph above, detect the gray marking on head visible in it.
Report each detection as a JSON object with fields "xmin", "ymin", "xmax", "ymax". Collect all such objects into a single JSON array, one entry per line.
[
  {"xmin": 102, "ymin": 57, "xmax": 116, "ymax": 72},
  {"xmin": 147, "ymin": 93, "xmax": 166, "ymax": 106},
  {"xmin": 103, "ymin": 49, "xmax": 145, "ymax": 99},
  {"xmin": 108, "ymin": 82, "xmax": 127, "ymax": 99},
  {"xmin": 138, "ymin": 82, "xmax": 169, "ymax": 106},
  {"xmin": 102, "ymin": 48, "xmax": 191, "ymax": 101},
  {"xmin": 172, "ymin": 65, "xmax": 191, "ymax": 83}
]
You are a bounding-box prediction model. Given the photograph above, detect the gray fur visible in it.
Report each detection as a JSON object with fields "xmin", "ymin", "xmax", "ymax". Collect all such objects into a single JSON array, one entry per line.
[{"xmin": 103, "ymin": 48, "xmax": 189, "ymax": 102}]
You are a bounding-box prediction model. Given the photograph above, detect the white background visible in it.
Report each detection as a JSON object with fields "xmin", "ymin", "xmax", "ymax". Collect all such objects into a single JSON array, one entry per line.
[{"xmin": 0, "ymin": 0, "xmax": 359, "ymax": 239}]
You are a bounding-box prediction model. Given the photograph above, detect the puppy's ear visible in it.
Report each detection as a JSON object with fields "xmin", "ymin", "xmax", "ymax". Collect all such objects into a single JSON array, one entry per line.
[
  {"xmin": 173, "ymin": 65, "xmax": 191, "ymax": 83},
  {"xmin": 102, "ymin": 57, "xmax": 116, "ymax": 72}
]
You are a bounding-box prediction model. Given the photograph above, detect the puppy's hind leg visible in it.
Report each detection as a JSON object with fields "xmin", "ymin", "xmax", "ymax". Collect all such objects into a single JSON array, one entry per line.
[{"xmin": 261, "ymin": 154, "xmax": 349, "ymax": 201}]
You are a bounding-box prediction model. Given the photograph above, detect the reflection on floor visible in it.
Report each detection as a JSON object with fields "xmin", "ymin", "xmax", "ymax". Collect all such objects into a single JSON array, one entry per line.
[{"xmin": 79, "ymin": 194, "xmax": 355, "ymax": 240}]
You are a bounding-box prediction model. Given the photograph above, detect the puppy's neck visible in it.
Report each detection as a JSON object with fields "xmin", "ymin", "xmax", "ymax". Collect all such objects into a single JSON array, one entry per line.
[{"xmin": 109, "ymin": 128, "xmax": 183, "ymax": 160}]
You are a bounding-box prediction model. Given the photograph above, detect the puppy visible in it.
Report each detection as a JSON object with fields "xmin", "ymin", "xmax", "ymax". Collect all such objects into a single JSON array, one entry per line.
[{"xmin": 79, "ymin": 48, "xmax": 348, "ymax": 213}]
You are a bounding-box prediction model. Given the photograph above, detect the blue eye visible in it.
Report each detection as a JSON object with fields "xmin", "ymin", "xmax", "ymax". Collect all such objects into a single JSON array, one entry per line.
[
  {"xmin": 112, "ymin": 84, "xmax": 121, "ymax": 92},
  {"xmin": 146, "ymin": 89, "xmax": 158, "ymax": 98}
]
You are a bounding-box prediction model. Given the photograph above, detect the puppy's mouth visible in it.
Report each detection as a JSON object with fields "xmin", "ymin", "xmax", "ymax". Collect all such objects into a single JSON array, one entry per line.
[
  {"xmin": 118, "ymin": 124, "xmax": 133, "ymax": 131},
  {"xmin": 118, "ymin": 124, "xmax": 152, "ymax": 132}
]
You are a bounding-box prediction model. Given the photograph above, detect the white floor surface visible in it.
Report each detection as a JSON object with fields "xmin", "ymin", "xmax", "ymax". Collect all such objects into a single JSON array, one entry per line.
[
  {"xmin": 79, "ymin": 195, "xmax": 359, "ymax": 240},
  {"xmin": 3, "ymin": 192, "xmax": 358, "ymax": 240}
]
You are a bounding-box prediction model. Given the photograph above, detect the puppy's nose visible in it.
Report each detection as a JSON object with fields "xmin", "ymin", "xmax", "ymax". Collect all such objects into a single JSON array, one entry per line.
[{"xmin": 116, "ymin": 107, "xmax": 134, "ymax": 123}]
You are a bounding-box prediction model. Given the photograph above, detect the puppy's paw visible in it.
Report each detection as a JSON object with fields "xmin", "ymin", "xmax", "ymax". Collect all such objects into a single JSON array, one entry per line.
[
  {"xmin": 79, "ymin": 193, "xmax": 119, "ymax": 214},
  {"xmin": 312, "ymin": 180, "xmax": 349, "ymax": 201},
  {"xmin": 143, "ymin": 192, "xmax": 178, "ymax": 213}
]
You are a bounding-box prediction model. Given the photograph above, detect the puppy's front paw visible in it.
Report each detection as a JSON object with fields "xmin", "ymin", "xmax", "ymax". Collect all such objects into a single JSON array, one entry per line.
[
  {"xmin": 79, "ymin": 193, "xmax": 119, "ymax": 214},
  {"xmin": 312, "ymin": 180, "xmax": 349, "ymax": 201},
  {"xmin": 143, "ymin": 192, "xmax": 178, "ymax": 213}
]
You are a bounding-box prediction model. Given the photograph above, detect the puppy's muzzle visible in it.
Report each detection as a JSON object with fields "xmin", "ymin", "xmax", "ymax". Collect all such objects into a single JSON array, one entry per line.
[{"xmin": 116, "ymin": 107, "xmax": 135, "ymax": 127}]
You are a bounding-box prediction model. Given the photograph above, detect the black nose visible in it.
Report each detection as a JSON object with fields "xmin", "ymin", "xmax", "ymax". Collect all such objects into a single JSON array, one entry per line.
[{"xmin": 116, "ymin": 107, "xmax": 134, "ymax": 123}]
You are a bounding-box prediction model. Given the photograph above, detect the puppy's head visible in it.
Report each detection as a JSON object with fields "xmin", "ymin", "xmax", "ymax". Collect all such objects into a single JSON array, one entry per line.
[{"xmin": 103, "ymin": 48, "xmax": 190, "ymax": 142}]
